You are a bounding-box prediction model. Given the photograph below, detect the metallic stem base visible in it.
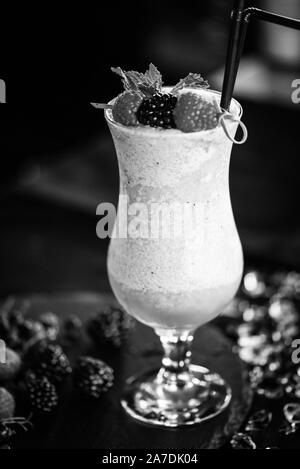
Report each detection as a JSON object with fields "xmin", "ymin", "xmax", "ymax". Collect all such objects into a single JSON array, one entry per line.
[{"xmin": 121, "ymin": 365, "xmax": 232, "ymax": 428}]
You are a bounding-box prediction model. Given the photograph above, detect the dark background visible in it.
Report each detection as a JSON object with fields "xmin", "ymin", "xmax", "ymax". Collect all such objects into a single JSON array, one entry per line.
[
  {"xmin": 0, "ymin": 1, "xmax": 249, "ymax": 171},
  {"xmin": 0, "ymin": 0, "xmax": 300, "ymax": 295}
]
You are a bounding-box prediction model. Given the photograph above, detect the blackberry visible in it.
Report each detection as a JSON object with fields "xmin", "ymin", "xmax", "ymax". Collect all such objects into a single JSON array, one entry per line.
[
  {"xmin": 73, "ymin": 356, "xmax": 114, "ymax": 398},
  {"xmin": 86, "ymin": 305, "xmax": 134, "ymax": 348},
  {"xmin": 137, "ymin": 93, "xmax": 177, "ymax": 129},
  {"xmin": 26, "ymin": 374, "xmax": 58, "ymax": 413},
  {"xmin": 25, "ymin": 342, "xmax": 72, "ymax": 384},
  {"xmin": 0, "ymin": 310, "xmax": 44, "ymax": 351}
]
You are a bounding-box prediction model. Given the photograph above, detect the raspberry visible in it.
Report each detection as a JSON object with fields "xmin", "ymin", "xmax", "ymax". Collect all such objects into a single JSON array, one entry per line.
[
  {"xmin": 112, "ymin": 91, "xmax": 143, "ymax": 126},
  {"xmin": 25, "ymin": 342, "xmax": 72, "ymax": 384},
  {"xmin": 26, "ymin": 374, "xmax": 58, "ymax": 413},
  {"xmin": 86, "ymin": 305, "xmax": 134, "ymax": 348},
  {"xmin": 73, "ymin": 356, "xmax": 113, "ymax": 398},
  {"xmin": 174, "ymin": 92, "xmax": 219, "ymax": 132},
  {"xmin": 137, "ymin": 93, "xmax": 177, "ymax": 129}
]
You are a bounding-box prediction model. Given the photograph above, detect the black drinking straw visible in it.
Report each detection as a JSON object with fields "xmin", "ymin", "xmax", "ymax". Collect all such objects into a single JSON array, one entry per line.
[
  {"xmin": 220, "ymin": 0, "xmax": 246, "ymax": 111},
  {"xmin": 221, "ymin": 5, "xmax": 300, "ymax": 111},
  {"xmin": 246, "ymin": 8, "xmax": 300, "ymax": 30}
]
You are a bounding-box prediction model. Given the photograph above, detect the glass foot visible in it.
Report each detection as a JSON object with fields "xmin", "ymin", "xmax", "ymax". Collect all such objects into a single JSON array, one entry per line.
[{"xmin": 121, "ymin": 365, "xmax": 232, "ymax": 428}]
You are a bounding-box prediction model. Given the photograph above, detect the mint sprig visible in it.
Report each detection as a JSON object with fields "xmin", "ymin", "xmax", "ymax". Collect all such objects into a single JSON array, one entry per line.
[
  {"xmin": 111, "ymin": 64, "xmax": 163, "ymax": 98},
  {"xmin": 111, "ymin": 67, "xmax": 141, "ymax": 93},
  {"xmin": 111, "ymin": 65, "xmax": 210, "ymax": 99},
  {"xmin": 171, "ymin": 73, "xmax": 209, "ymax": 95}
]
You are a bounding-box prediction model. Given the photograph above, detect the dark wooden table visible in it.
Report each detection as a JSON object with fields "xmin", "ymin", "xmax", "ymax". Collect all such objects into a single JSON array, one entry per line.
[{"xmin": 9, "ymin": 292, "xmax": 251, "ymax": 449}]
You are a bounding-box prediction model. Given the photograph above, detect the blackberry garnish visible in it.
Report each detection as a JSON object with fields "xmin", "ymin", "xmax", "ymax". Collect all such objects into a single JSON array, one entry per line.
[
  {"xmin": 73, "ymin": 356, "xmax": 114, "ymax": 398},
  {"xmin": 137, "ymin": 93, "xmax": 177, "ymax": 129}
]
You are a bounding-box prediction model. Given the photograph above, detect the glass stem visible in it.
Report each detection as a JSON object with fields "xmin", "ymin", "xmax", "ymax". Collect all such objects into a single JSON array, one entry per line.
[{"xmin": 155, "ymin": 330, "xmax": 194, "ymax": 388}]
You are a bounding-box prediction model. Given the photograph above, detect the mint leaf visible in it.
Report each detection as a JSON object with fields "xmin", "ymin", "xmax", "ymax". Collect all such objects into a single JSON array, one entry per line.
[
  {"xmin": 171, "ymin": 73, "xmax": 209, "ymax": 95},
  {"xmin": 125, "ymin": 70, "xmax": 148, "ymax": 85},
  {"xmin": 111, "ymin": 67, "xmax": 124, "ymax": 79},
  {"xmin": 111, "ymin": 67, "xmax": 140, "ymax": 92},
  {"xmin": 111, "ymin": 64, "xmax": 163, "ymax": 97},
  {"xmin": 145, "ymin": 63, "xmax": 163, "ymax": 90}
]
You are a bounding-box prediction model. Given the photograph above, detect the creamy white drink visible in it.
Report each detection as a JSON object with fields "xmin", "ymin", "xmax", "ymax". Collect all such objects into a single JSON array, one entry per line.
[{"xmin": 106, "ymin": 88, "xmax": 243, "ymax": 333}]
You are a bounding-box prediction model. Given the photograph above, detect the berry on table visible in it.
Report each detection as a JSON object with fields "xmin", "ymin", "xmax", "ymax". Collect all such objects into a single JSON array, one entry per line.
[
  {"xmin": 0, "ymin": 306, "xmax": 47, "ymax": 351},
  {"xmin": 25, "ymin": 342, "xmax": 72, "ymax": 384},
  {"xmin": 86, "ymin": 305, "xmax": 134, "ymax": 348},
  {"xmin": 73, "ymin": 356, "xmax": 114, "ymax": 398},
  {"xmin": 174, "ymin": 92, "xmax": 219, "ymax": 132},
  {"xmin": 26, "ymin": 374, "xmax": 58, "ymax": 414},
  {"xmin": 137, "ymin": 93, "xmax": 177, "ymax": 129}
]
